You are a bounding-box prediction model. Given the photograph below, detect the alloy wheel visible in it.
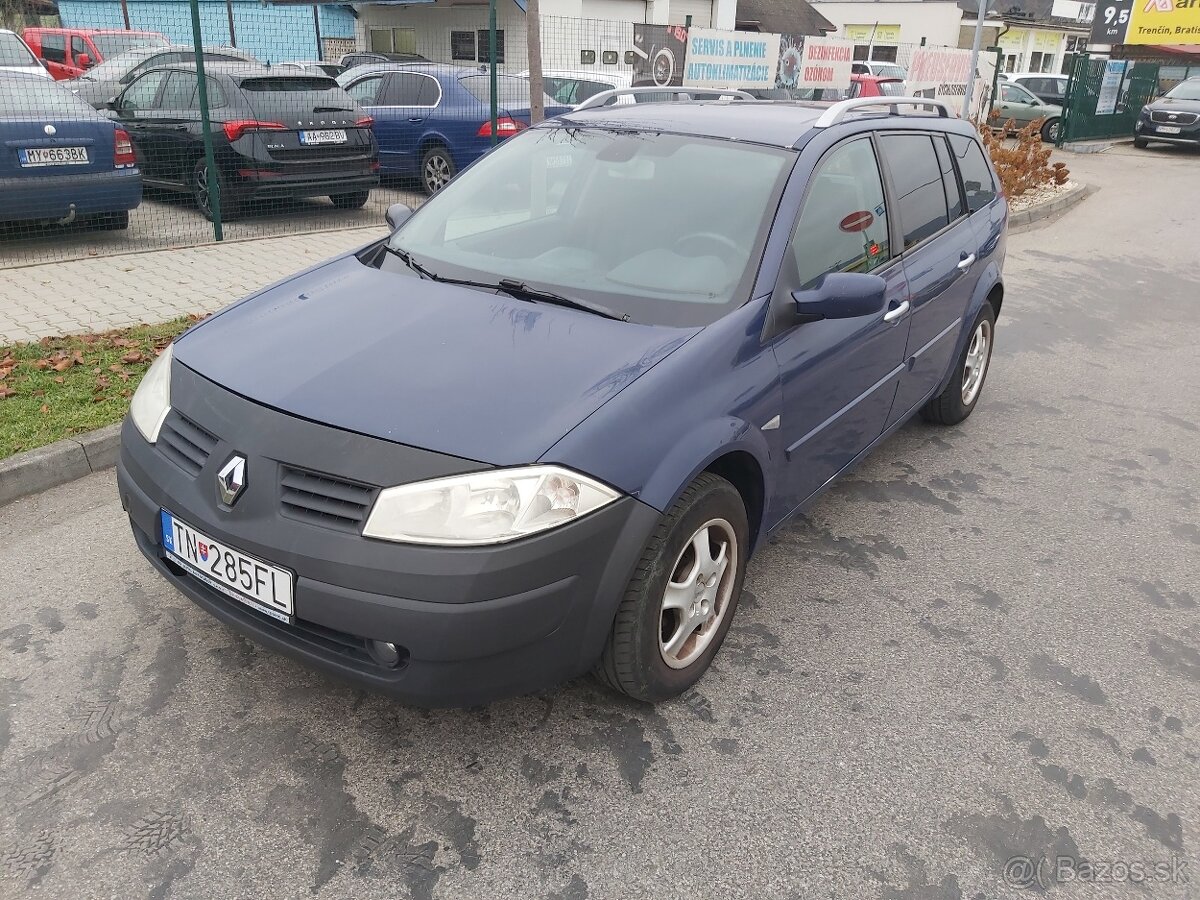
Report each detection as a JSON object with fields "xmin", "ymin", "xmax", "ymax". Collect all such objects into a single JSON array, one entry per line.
[
  {"xmin": 961, "ymin": 319, "xmax": 992, "ymax": 405},
  {"xmin": 424, "ymin": 154, "xmax": 452, "ymax": 192},
  {"xmin": 659, "ymin": 518, "xmax": 738, "ymax": 669}
]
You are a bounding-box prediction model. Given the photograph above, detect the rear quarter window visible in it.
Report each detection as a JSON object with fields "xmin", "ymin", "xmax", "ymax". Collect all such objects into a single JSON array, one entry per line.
[{"xmin": 948, "ymin": 133, "xmax": 997, "ymax": 213}]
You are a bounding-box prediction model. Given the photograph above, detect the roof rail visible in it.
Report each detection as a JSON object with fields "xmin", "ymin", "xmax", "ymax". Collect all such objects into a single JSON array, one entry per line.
[
  {"xmin": 573, "ymin": 86, "xmax": 757, "ymax": 111},
  {"xmin": 813, "ymin": 96, "xmax": 953, "ymax": 129}
]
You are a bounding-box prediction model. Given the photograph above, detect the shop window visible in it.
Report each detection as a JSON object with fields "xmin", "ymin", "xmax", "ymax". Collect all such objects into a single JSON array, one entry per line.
[
  {"xmin": 451, "ymin": 30, "xmax": 476, "ymax": 61},
  {"xmin": 477, "ymin": 30, "xmax": 505, "ymax": 64}
]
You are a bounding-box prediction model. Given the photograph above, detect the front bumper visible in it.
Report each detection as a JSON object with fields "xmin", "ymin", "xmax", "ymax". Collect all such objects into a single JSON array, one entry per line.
[
  {"xmin": 0, "ymin": 168, "xmax": 142, "ymax": 222},
  {"xmin": 1136, "ymin": 117, "xmax": 1200, "ymax": 145},
  {"xmin": 117, "ymin": 364, "xmax": 659, "ymax": 706}
]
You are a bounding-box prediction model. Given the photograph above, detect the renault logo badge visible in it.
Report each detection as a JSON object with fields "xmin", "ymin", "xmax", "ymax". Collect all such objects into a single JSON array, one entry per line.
[{"xmin": 217, "ymin": 455, "xmax": 247, "ymax": 506}]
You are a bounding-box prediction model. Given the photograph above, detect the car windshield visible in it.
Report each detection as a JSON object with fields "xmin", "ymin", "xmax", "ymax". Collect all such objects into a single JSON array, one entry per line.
[
  {"xmin": 91, "ymin": 32, "xmax": 168, "ymax": 57},
  {"xmin": 0, "ymin": 75, "xmax": 96, "ymax": 113},
  {"xmin": 0, "ymin": 31, "xmax": 37, "ymax": 65},
  {"xmin": 1165, "ymin": 79, "xmax": 1200, "ymax": 100},
  {"xmin": 878, "ymin": 80, "xmax": 906, "ymax": 96},
  {"xmin": 874, "ymin": 65, "xmax": 906, "ymax": 80},
  {"xmin": 387, "ymin": 127, "xmax": 794, "ymax": 327}
]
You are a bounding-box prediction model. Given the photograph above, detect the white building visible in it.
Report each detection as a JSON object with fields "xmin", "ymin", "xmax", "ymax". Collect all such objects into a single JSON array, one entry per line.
[{"xmin": 807, "ymin": 0, "xmax": 966, "ymax": 59}]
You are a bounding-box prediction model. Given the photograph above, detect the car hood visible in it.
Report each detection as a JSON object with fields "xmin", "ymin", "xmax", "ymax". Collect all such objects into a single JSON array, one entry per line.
[
  {"xmin": 1148, "ymin": 96, "xmax": 1200, "ymax": 113},
  {"xmin": 174, "ymin": 253, "xmax": 698, "ymax": 466}
]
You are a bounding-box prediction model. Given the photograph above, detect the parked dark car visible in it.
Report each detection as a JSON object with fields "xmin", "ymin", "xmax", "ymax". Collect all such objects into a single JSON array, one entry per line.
[
  {"xmin": 0, "ymin": 72, "xmax": 141, "ymax": 228},
  {"xmin": 338, "ymin": 63, "xmax": 569, "ymax": 193},
  {"xmin": 338, "ymin": 51, "xmax": 427, "ymax": 70},
  {"xmin": 118, "ymin": 96, "xmax": 1007, "ymax": 707},
  {"xmin": 108, "ymin": 62, "xmax": 378, "ymax": 219},
  {"xmin": 1135, "ymin": 77, "xmax": 1200, "ymax": 148},
  {"xmin": 1008, "ymin": 72, "xmax": 1068, "ymax": 106},
  {"xmin": 69, "ymin": 45, "xmax": 255, "ymax": 109}
]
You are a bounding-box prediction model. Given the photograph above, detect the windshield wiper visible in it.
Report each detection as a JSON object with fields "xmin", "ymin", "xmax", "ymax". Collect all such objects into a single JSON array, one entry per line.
[
  {"xmin": 378, "ymin": 247, "xmax": 629, "ymax": 321},
  {"xmin": 313, "ymin": 105, "xmax": 355, "ymax": 113}
]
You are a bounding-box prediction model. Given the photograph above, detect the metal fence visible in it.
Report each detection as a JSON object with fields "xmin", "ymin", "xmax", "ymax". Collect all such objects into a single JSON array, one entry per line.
[
  {"xmin": 0, "ymin": 9, "xmax": 985, "ymax": 269},
  {"xmin": 1059, "ymin": 54, "xmax": 1160, "ymax": 143}
]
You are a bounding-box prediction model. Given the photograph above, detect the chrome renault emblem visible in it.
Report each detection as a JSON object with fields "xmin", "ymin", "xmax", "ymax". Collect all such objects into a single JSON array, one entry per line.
[{"xmin": 217, "ymin": 454, "xmax": 247, "ymax": 506}]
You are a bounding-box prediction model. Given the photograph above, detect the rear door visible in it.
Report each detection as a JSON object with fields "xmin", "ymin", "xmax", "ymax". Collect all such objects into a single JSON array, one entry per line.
[
  {"xmin": 375, "ymin": 71, "xmax": 440, "ymax": 173},
  {"xmin": 879, "ymin": 132, "xmax": 978, "ymax": 425}
]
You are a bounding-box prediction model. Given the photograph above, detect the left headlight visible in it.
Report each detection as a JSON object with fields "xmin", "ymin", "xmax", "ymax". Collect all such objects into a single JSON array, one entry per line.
[
  {"xmin": 362, "ymin": 465, "xmax": 621, "ymax": 546},
  {"xmin": 129, "ymin": 343, "xmax": 173, "ymax": 444}
]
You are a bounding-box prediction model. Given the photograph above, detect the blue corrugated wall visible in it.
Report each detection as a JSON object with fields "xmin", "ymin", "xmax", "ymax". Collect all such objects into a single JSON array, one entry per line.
[{"xmin": 55, "ymin": 0, "xmax": 355, "ymax": 63}]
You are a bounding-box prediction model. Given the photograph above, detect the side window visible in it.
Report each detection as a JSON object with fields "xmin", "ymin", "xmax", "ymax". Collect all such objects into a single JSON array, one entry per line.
[
  {"xmin": 42, "ymin": 34, "xmax": 66, "ymax": 64},
  {"xmin": 70, "ymin": 35, "xmax": 88, "ymax": 59},
  {"xmin": 158, "ymin": 71, "xmax": 198, "ymax": 109},
  {"xmin": 784, "ymin": 138, "xmax": 893, "ymax": 290},
  {"xmin": 880, "ymin": 134, "xmax": 950, "ymax": 249},
  {"xmin": 948, "ymin": 134, "xmax": 997, "ymax": 214},
  {"xmin": 1001, "ymin": 83, "xmax": 1029, "ymax": 104},
  {"xmin": 120, "ymin": 70, "xmax": 167, "ymax": 112},
  {"xmin": 933, "ymin": 136, "xmax": 965, "ymax": 221},
  {"xmin": 382, "ymin": 73, "xmax": 436, "ymax": 105},
  {"xmin": 346, "ymin": 75, "xmax": 383, "ymax": 104},
  {"xmin": 204, "ymin": 78, "xmax": 226, "ymax": 109}
]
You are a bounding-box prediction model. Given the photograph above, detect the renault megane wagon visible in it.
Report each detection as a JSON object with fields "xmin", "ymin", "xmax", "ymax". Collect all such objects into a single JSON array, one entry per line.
[{"xmin": 118, "ymin": 95, "xmax": 1007, "ymax": 706}]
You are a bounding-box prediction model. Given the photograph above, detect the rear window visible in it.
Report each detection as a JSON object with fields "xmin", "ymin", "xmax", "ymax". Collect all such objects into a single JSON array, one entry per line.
[
  {"xmin": 0, "ymin": 76, "xmax": 96, "ymax": 114},
  {"xmin": 460, "ymin": 74, "xmax": 554, "ymax": 107},
  {"xmin": 238, "ymin": 77, "xmax": 357, "ymax": 114},
  {"xmin": 0, "ymin": 31, "xmax": 37, "ymax": 65},
  {"xmin": 240, "ymin": 76, "xmax": 338, "ymax": 93},
  {"xmin": 91, "ymin": 32, "xmax": 168, "ymax": 58}
]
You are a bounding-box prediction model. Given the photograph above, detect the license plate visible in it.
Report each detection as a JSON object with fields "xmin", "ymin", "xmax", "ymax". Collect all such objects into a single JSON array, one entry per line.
[
  {"xmin": 19, "ymin": 146, "xmax": 88, "ymax": 167},
  {"xmin": 299, "ymin": 129, "xmax": 346, "ymax": 145},
  {"xmin": 160, "ymin": 510, "xmax": 294, "ymax": 623},
  {"xmin": 1156, "ymin": 125, "xmax": 1182, "ymax": 134}
]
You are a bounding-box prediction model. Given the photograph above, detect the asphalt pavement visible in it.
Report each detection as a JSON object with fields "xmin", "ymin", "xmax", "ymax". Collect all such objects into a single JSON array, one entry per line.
[{"xmin": 0, "ymin": 144, "xmax": 1197, "ymax": 900}]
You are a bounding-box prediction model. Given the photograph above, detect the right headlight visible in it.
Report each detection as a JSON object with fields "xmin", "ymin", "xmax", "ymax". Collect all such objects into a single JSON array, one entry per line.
[
  {"xmin": 362, "ymin": 465, "xmax": 620, "ymax": 546},
  {"xmin": 129, "ymin": 343, "xmax": 173, "ymax": 444}
]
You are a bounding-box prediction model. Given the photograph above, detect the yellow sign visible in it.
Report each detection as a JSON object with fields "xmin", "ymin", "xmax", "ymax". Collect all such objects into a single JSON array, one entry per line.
[
  {"xmin": 997, "ymin": 27, "xmax": 1029, "ymax": 49},
  {"xmin": 843, "ymin": 24, "xmax": 902, "ymax": 44},
  {"xmin": 1033, "ymin": 30, "xmax": 1062, "ymax": 52},
  {"xmin": 1127, "ymin": 0, "xmax": 1200, "ymax": 44}
]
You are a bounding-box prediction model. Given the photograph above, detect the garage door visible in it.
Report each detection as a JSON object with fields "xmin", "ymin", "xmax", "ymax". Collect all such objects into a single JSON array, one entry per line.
[{"xmin": 668, "ymin": 0, "xmax": 713, "ymax": 27}]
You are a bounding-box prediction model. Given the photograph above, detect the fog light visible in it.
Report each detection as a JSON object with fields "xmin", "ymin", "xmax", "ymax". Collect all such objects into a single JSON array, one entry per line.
[{"xmin": 367, "ymin": 639, "xmax": 404, "ymax": 668}]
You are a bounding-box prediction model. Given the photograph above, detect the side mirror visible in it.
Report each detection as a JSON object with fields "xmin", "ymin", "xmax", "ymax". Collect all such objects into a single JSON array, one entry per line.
[
  {"xmin": 77, "ymin": 53, "xmax": 93, "ymax": 69},
  {"xmin": 792, "ymin": 272, "xmax": 887, "ymax": 322},
  {"xmin": 104, "ymin": 96, "xmax": 119, "ymax": 111},
  {"xmin": 385, "ymin": 202, "xmax": 414, "ymax": 230}
]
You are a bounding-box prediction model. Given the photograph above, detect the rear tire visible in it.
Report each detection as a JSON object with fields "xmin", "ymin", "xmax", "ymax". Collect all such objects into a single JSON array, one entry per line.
[
  {"xmin": 330, "ymin": 190, "xmax": 370, "ymax": 210},
  {"xmin": 1133, "ymin": 137, "xmax": 1149, "ymax": 149},
  {"xmin": 192, "ymin": 157, "xmax": 239, "ymax": 222},
  {"xmin": 420, "ymin": 146, "xmax": 455, "ymax": 194},
  {"xmin": 596, "ymin": 473, "xmax": 748, "ymax": 702},
  {"xmin": 920, "ymin": 304, "xmax": 996, "ymax": 426}
]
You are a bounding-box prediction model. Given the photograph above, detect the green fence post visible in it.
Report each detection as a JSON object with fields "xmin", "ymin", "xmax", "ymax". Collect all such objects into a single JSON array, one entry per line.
[
  {"xmin": 488, "ymin": 0, "xmax": 498, "ymax": 146},
  {"xmin": 190, "ymin": 0, "xmax": 223, "ymax": 240}
]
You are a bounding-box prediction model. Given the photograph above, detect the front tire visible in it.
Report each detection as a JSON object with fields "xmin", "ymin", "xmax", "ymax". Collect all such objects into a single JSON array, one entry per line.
[
  {"xmin": 1041, "ymin": 117, "xmax": 1061, "ymax": 143},
  {"xmin": 1133, "ymin": 137, "xmax": 1148, "ymax": 149},
  {"xmin": 920, "ymin": 304, "xmax": 996, "ymax": 426},
  {"xmin": 330, "ymin": 190, "xmax": 370, "ymax": 210},
  {"xmin": 421, "ymin": 146, "xmax": 455, "ymax": 194},
  {"xmin": 596, "ymin": 473, "xmax": 748, "ymax": 702}
]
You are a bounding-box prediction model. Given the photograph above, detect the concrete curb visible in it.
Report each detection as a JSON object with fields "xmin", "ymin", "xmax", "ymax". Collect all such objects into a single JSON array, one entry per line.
[
  {"xmin": 1009, "ymin": 182, "xmax": 1092, "ymax": 231},
  {"xmin": 0, "ymin": 422, "xmax": 121, "ymax": 507}
]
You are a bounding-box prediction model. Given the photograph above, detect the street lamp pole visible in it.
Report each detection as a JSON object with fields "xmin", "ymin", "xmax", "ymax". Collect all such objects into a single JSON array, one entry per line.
[{"xmin": 963, "ymin": 1, "xmax": 987, "ymax": 120}]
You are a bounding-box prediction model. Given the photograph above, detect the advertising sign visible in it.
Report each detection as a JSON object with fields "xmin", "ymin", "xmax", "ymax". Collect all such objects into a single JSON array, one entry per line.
[
  {"xmin": 794, "ymin": 37, "xmax": 855, "ymax": 90},
  {"xmin": 843, "ymin": 24, "xmax": 902, "ymax": 44},
  {"xmin": 682, "ymin": 28, "xmax": 781, "ymax": 89},
  {"xmin": 908, "ymin": 46, "xmax": 997, "ymax": 120},
  {"xmin": 631, "ymin": 24, "xmax": 688, "ymax": 87},
  {"xmin": 1096, "ymin": 59, "xmax": 1127, "ymax": 112},
  {"xmin": 1126, "ymin": 0, "xmax": 1200, "ymax": 44},
  {"xmin": 1090, "ymin": 0, "xmax": 1134, "ymax": 42}
]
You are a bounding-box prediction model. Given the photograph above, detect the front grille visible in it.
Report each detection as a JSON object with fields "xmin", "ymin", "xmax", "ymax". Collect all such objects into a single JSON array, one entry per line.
[
  {"xmin": 279, "ymin": 465, "xmax": 376, "ymax": 532},
  {"xmin": 1151, "ymin": 110, "xmax": 1199, "ymax": 125},
  {"xmin": 158, "ymin": 411, "xmax": 219, "ymax": 477}
]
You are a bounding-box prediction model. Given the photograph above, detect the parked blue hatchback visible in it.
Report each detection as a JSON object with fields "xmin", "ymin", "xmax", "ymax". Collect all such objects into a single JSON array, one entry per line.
[
  {"xmin": 337, "ymin": 63, "xmax": 571, "ymax": 193},
  {"xmin": 118, "ymin": 96, "xmax": 1007, "ymax": 707},
  {"xmin": 0, "ymin": 71, "xmax": 141, "ymax": 228}
]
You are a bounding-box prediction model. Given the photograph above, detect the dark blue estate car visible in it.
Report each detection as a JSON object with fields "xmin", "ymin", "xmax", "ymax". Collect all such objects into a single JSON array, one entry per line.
[
  {"xmin": 0, "ymin": 71, "xmax": 141, "ymax": 227},
  {"xmin": 337, "ymin": 63, "xmax": 570, "ymax": 193},
  {"xmin": 118, "ymin": 97, "xmax": 1007, "ymax": 707}
]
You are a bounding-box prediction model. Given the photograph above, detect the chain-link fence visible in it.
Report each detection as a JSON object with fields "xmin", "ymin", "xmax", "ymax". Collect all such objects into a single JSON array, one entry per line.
[{"xmin": 1, "ymin": 9, "xmax": 989, "ymax": 269}]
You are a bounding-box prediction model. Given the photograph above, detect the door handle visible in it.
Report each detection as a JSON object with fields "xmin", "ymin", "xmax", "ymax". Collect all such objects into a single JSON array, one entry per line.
[
  {"xmin": 408, "ymin": 117, "xmax": 423, "ymax": 122},
  {"xmin": 957, "ymin": 253, "xmax": 976, "ymax": 270},
  {"xmin": 883, "ymin": 300, "xmax": 910, "ymax": 323}
]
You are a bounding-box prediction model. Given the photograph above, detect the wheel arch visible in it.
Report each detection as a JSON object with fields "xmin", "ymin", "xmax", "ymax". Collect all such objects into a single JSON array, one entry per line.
[{"xmin": 702, "ymin": 451, "xmax": 766, "ymax": 552}]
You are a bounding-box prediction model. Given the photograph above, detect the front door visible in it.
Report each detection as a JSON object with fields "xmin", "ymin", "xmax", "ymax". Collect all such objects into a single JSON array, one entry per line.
[
  {"xmin": 767, "ymin": 136, "xmax": 912, "ymax": 518},
  {"xmin": 113, "ymin": 69, "xmax": 170, "ymax": 179},
  {"xmin": 878, "ymin": 132, "xmax": 980, "ymax": 424}
]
